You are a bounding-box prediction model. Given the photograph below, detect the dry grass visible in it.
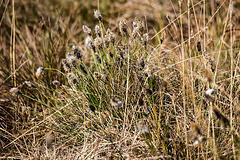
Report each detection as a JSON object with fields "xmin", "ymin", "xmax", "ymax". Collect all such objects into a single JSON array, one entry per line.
[{"xmin": 1, "ymin": 0, "xmax": 240, "ymax": 159}]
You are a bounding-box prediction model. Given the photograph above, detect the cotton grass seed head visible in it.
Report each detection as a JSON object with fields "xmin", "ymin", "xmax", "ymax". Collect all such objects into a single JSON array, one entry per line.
[
  {"xmin": 82, "ymin": 25, "xmax": 92, "ymax": 36},
  {"xmin": 67, "ymin": 73, "xmax": 78, "ymax": 86},
  {"xmin": 94, "ymin": 36, "xmax": 103, "ymax": 51},
  {"xmin": 209, "ymin": 59, "xmax": 216, "ymax": 72},
  {"xmin": 94, "ymin": 72, "xmax": 105, "ymax": 81},
  {"xmin": 25, "ymin": 81, "xmax": 37, "ymax": 88},
  {"xmin": 142, "ymin": 33, "xmax": 149, "ymax": 46},
  {"xmin": 204, "ymin": 89, "xmax": 216, "ymax": 102},
  {"xmin": 133, "ymin": 17, "xmax": 144, "ymax": 34},
  {"xmin": 137, "ymin": 120, "xmax": 149, "ymax": 135},
  {"xmin": 66, "ymin": 55, "xmax": 77, "ymax": 68},
  {"xmin": 193, "ymin": 137, "xmax": 206, "ymax": 145},
  {"xmin": 144, "ymin": 64, "xmax": 155, "ymax": 77},
  {"xmin": 62, "ymin": 59, "xmax": 71, "ymax": 72},
  {"xmin": 10, "ymin": 87, "xmax": 22, "ymax": 96},
  {"xmin": 110, "ymin": 98, "xmax": 123, "ymax": 108},
  {"xmin": 103, "ymin": 35, "xmax": 109, "ymax": 48},
  {"xmin": 133, "ymin": 17, "xmax": 139, "ymax": 29},
  {"xmin": 106, "ymin": 28, "xmax": 115, "ymax": 45},
  {"xmin": 71, "ymin": 45, "xmax": 82, "ymax": 60},
  {"xmin": 79, "ymin": 64, "xmax": 88, "ymax": 74},
  {"xmin": 198, "ymin": 136, "xmax": 207, "ymax": 143},
  {"xmin": 36, "ymin": 67, "xmax": 44, "ymax": 78},
  {"xmin": 94, "ymin": 10, "xmax": 102, "ymax": 22},
  {"xmin": 119, "ymin": 19, "xmax": 128, "ymax": 35},
  {"xmin": 52, "ymin": 80, "xmax": 61, "ymax": 86},
  {"xmin": 205, "ymin": 89, "xmax": 215, "ymax": 96},
  {"xmin": 139, "ymin": 56, "xmax": 145, "ymax": 69},
  {"xmin": 132, "ymin": 27, "xmax": 139, "ymax": 39},
  {"xmin": 85, "ymin": 36, "xmax": 96, "ymax": 52},
  {"xmin": 95, "ymin": 25, "xmax": 101, "ymax": 37}
]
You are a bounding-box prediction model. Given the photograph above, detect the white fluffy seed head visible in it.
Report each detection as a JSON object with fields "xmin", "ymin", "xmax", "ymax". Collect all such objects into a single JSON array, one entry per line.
[
  {"xmin": 25, "ymin": 81, "xmax": 36, "ymax": 88},
  {"xmin": 52, "ymin": 80, "xmax": 61, "ymax": 86},
  {"xmin": 137, "ymin": 120, "xmax": 149, "ymax": 134},
  {"xmin": 111, "ymin": 99, "xmax": 122, "ymax": 108},
  {"xmin": 193, "ymin": 140, "xmax": 199, "ymax": 145},
  {"xmin": 95, "ymin": 25, "xmax": 101, "ymax": 37},
  {"xmin": 205, "ymin": 89, "xmax": 215, "ymax": 96},
  {"xmin": 36, "ymin": 67, "xmax": 44, "ymax": 78},
  {"xmin": 94, "ymin": 10, "xmax": 102, "ymax": 22},
  {"xmin": 82, "ymin": 25, "xmax": 92, "ymax": 36},
  {"xmin": 85, "ymin": 36, "xmax": 95, "ymax": 50},
  {"xmin": 10, "ymin": 87, "xmax": 22, "ymax": 96}
]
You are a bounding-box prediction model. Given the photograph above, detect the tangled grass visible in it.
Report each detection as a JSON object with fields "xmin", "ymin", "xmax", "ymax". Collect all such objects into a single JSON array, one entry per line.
[{"xmin": 1, "ymin": 0, "xmax": 240, "ymax": 159}]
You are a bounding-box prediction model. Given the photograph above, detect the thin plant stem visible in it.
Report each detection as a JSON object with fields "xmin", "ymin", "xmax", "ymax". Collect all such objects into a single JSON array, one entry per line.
[
  {"xmin": 179, "ymin": 1, "xmax": 188, "ymax": 158},
  {"xmin": 229, "ymin": 0, "xmax": 236, "ymax": 159}
]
